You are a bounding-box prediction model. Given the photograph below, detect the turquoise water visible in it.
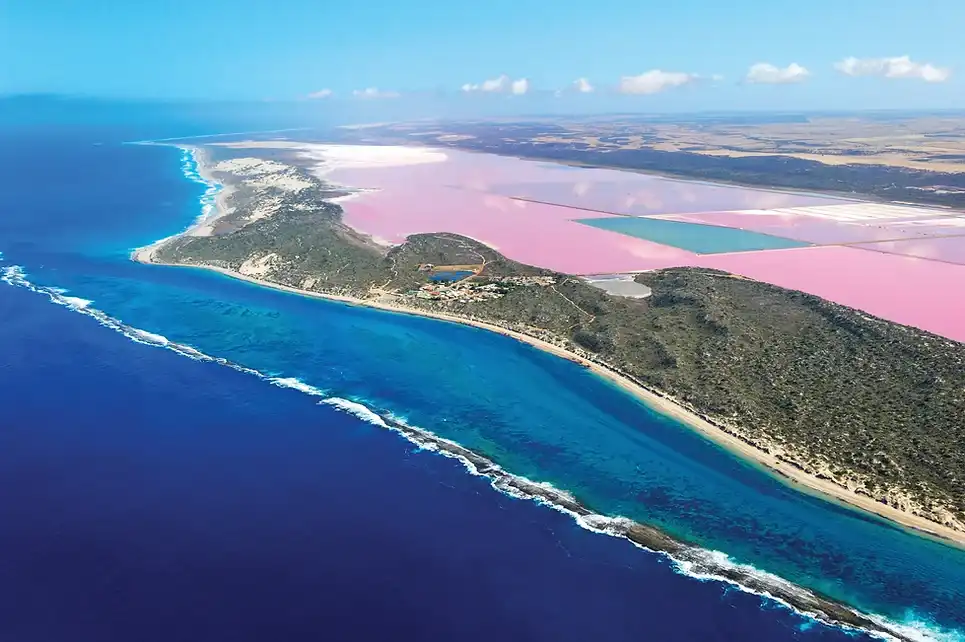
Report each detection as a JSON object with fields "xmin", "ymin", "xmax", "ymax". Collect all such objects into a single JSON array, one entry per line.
[
  {"xmin": 576, "ymin": 216, "xmax": 809, "ymax": 253},
  {"xmin": 37, "ymin": 250, "xmax": 965, "ymax": 637},
  {"xmin": 3, "ymin": 134, "xmax": 965, "ymax": 640}
]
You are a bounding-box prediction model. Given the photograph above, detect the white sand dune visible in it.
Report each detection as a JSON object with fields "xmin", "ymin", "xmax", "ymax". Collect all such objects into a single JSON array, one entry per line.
[{"xmin": 212, "ymin": 141, "xmax": 447, "ymax": 173}]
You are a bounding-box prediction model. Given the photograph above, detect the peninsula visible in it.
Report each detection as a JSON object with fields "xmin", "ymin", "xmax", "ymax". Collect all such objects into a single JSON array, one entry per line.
[{"xmin": 134, "ymin": 141, "xmax": 965, "ymax": 548}]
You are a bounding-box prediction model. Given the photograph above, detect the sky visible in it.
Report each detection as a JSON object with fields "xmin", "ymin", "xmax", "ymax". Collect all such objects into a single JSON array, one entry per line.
[{"xmin": 3, "ymin": 0, "xmax": 964, "ymax": 116}]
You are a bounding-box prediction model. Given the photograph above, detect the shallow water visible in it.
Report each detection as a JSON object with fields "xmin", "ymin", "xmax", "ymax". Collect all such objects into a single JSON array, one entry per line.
[
  {"xmin": 2, "ymin": 119, "xmax": 964, "ymax": 641},
  {"xmin": 575, "ymin": 214, "xmax": 810, "ymax": 252}
]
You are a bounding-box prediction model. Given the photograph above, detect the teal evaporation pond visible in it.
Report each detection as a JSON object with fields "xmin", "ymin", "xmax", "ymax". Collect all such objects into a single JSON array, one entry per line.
[{"xmin": 576, "ymin": 216, "xmax": 810, "ymax": 254}]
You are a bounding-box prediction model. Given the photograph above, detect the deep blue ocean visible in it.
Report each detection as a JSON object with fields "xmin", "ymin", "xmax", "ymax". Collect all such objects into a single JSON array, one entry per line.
[{"xmin": 2, "ymin": 104, "xmax": 965, "ymax": 642}]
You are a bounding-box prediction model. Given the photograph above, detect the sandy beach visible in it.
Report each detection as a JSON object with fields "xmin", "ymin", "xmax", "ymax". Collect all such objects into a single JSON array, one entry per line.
[
  {"xmin": 129, "ymin": 247, "xmax": 965, "ymax": 548},
  {"xmin": 131, "ymin": 147, "xmax": 234, "ymax": 264}
]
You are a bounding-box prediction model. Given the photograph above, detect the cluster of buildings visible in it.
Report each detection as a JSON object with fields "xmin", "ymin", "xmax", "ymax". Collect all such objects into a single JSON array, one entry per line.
[
  {"xmin": 408, "ymin": 275, "xmax": 557, "ymax": 304},
  {"xmin": 494, "ymin": 275, "xmax": 557, "ymax": 287},
  {"xmin": 412, "ymin": 282, "xmax": 502, "ymax": 303}
]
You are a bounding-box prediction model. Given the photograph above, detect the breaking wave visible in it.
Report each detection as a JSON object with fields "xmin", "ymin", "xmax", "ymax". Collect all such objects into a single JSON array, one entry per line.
[
  {"xmin": 2, "ymin": 264, "xmax": 264, "ymax": 380},
  {"xmin": 271, "ymin": 377, "xmax": 327, "ymax": 397},
  {"xmin": 321, "ymin": 397, "xmax": 390, "ymax": 426},
  {"xmin": 180, "ymin": 147, "xmax": 223, "ymax": 229},
  {"xmin": 1, "ymin": 261, "xmax": 959, "ymax": 642}
]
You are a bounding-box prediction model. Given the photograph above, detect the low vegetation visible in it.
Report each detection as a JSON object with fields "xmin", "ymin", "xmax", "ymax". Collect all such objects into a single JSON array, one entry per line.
[{"xmin": 157, "ymin": 156, "xmax": 965, "ymax": 532}]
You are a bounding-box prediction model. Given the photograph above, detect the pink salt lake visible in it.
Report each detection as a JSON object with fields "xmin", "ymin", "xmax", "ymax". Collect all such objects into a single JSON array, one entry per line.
[{"xmin": 329, "ymin": 150, "xmax": 965, "ymax": 342}]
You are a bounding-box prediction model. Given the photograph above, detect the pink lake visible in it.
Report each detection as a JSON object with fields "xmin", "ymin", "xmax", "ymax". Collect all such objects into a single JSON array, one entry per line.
[
  {"xmin": 699, "ymin": 247, "xmax": 965, "ymax": 341},
  {"xmin": 336, "ymin": 186, "xmax": 697, "ymax": 274},
  {"xmin": 650, "ymin": 210, "xmax": 940, "ymax": 244},
  {"xmin": 855, "ymin": 236, "xmax": 965, "ymax": 266},
  {"xmin": 327, "ymin": 148, "xmax": 965, "ymax": 342},
  {"xmin": 488, "ymin": 179, "xmax": 850, "ymax": 216}
]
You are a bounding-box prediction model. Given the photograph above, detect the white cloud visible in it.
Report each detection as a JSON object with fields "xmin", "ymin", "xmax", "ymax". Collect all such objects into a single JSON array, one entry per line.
[
  {"xmin": 307, "ymin": 88, "xmax": 333, "ymax": 99},
  {"xmin": 618, "ymin": 70, "xmax": 697, "ymax": 95},
  {"xmin": 834, "ymin": 56, "xmax": 951, "ymax": 82},
  {"xmin": 745, "ymin": 62, "xmax": 810, "ymax": 84},
  {"xmin": 481, "ymin": 75, "xmax": 510, "ymax": 91},
  {"xmin": 573, "ymin": 77, "xmax": 594, "ymax": 93},
  {"xmin": 555, "ymin": 78, "xmax": 594, "ymax": 97},
  {"xmin": 462, "ymin": 75, "xmax": 508, "ymax": 92},
  {"xmin": 352, "ymin": 87, "xmax": 400, "ymax": 99},
  {"xmin": 511, "ymin": 78, "xmax": 530, "ymax": 95},
  {"xmin": 462, "ymin": 74, "xmax": 529, "ymax": 94}
]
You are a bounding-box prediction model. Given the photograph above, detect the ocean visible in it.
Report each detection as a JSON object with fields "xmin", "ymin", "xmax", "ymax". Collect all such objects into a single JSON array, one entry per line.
[{"xmin": 2, "ymin": 105, "xmax": 964, "ymax": 641}]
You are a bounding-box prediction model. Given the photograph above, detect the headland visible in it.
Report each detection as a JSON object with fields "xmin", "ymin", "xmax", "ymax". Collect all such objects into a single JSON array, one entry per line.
[{"xmin": 132, "ymin": 139, "xmax": 965, "ymax": 552}]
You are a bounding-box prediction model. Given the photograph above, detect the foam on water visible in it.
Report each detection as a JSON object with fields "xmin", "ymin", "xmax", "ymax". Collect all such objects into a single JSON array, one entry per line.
[
  {"xmin": 2, "ymin": 262, "xmax": 959, "ymax": 642},
  {"xmin": 126, "ymin": 147, "xmax": 222, "ymax": 254},
  {"xmin": 864, "ymin": 616, "xmax": 965, "ymax": 642},
  {"xmin": 317, "ymin": 393, "xmax": 862, "ymax": 634},
  {"xmin": 131, "ymin": 328, "xmax": 169, "ymax": 345},
  {"xmin": 318, "ymin": 393, "xmax": 963, "ymax": 642},
  {"xmin": 322, "ymin": 397, "xmax": 389, "ymax": 427},
  {"xmin": 179, "ymin": 147, "xmax": 224, "ymax": 228},
  {"xmin": 270, "ymin": 377, "xmax": 327, "ymax": 397},
  {"xmin": 2, "ymin": 265, "xmax": 261, "ymax": 380},
  {"xmin": 60, "ymin": 296, "xmax": 93, "ymax": 309}
]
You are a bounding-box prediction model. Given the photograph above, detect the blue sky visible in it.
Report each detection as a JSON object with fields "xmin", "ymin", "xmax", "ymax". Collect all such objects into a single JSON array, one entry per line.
[{"xmin": 3, "ymin": 0, "xmax": 963, "ymax": 114}]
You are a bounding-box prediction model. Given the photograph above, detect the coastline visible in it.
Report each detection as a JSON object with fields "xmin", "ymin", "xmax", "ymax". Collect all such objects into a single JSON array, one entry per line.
[
  {"xmin": 133, "ymin": 242, "xmax": 965, "ymax": 548},
  {"xmin": 132, "ymin": 146, "xmax": 235, "ymax": 264},
  {"xmin": 5, "ymin": 256, "xmax": 918, "ymax": 639},
  {"xmin": 13, "ymin": 126, "xmax": 965, "ymax": 642},
  {"xmin": 129, "ymin": 140, "xmax": 965, "ymax": 549}
]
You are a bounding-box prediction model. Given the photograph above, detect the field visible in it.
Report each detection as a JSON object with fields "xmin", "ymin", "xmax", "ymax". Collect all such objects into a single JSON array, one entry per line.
[{"xmin": 514, "ymin": 115, "xmax": 965, "ymax": 173}]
